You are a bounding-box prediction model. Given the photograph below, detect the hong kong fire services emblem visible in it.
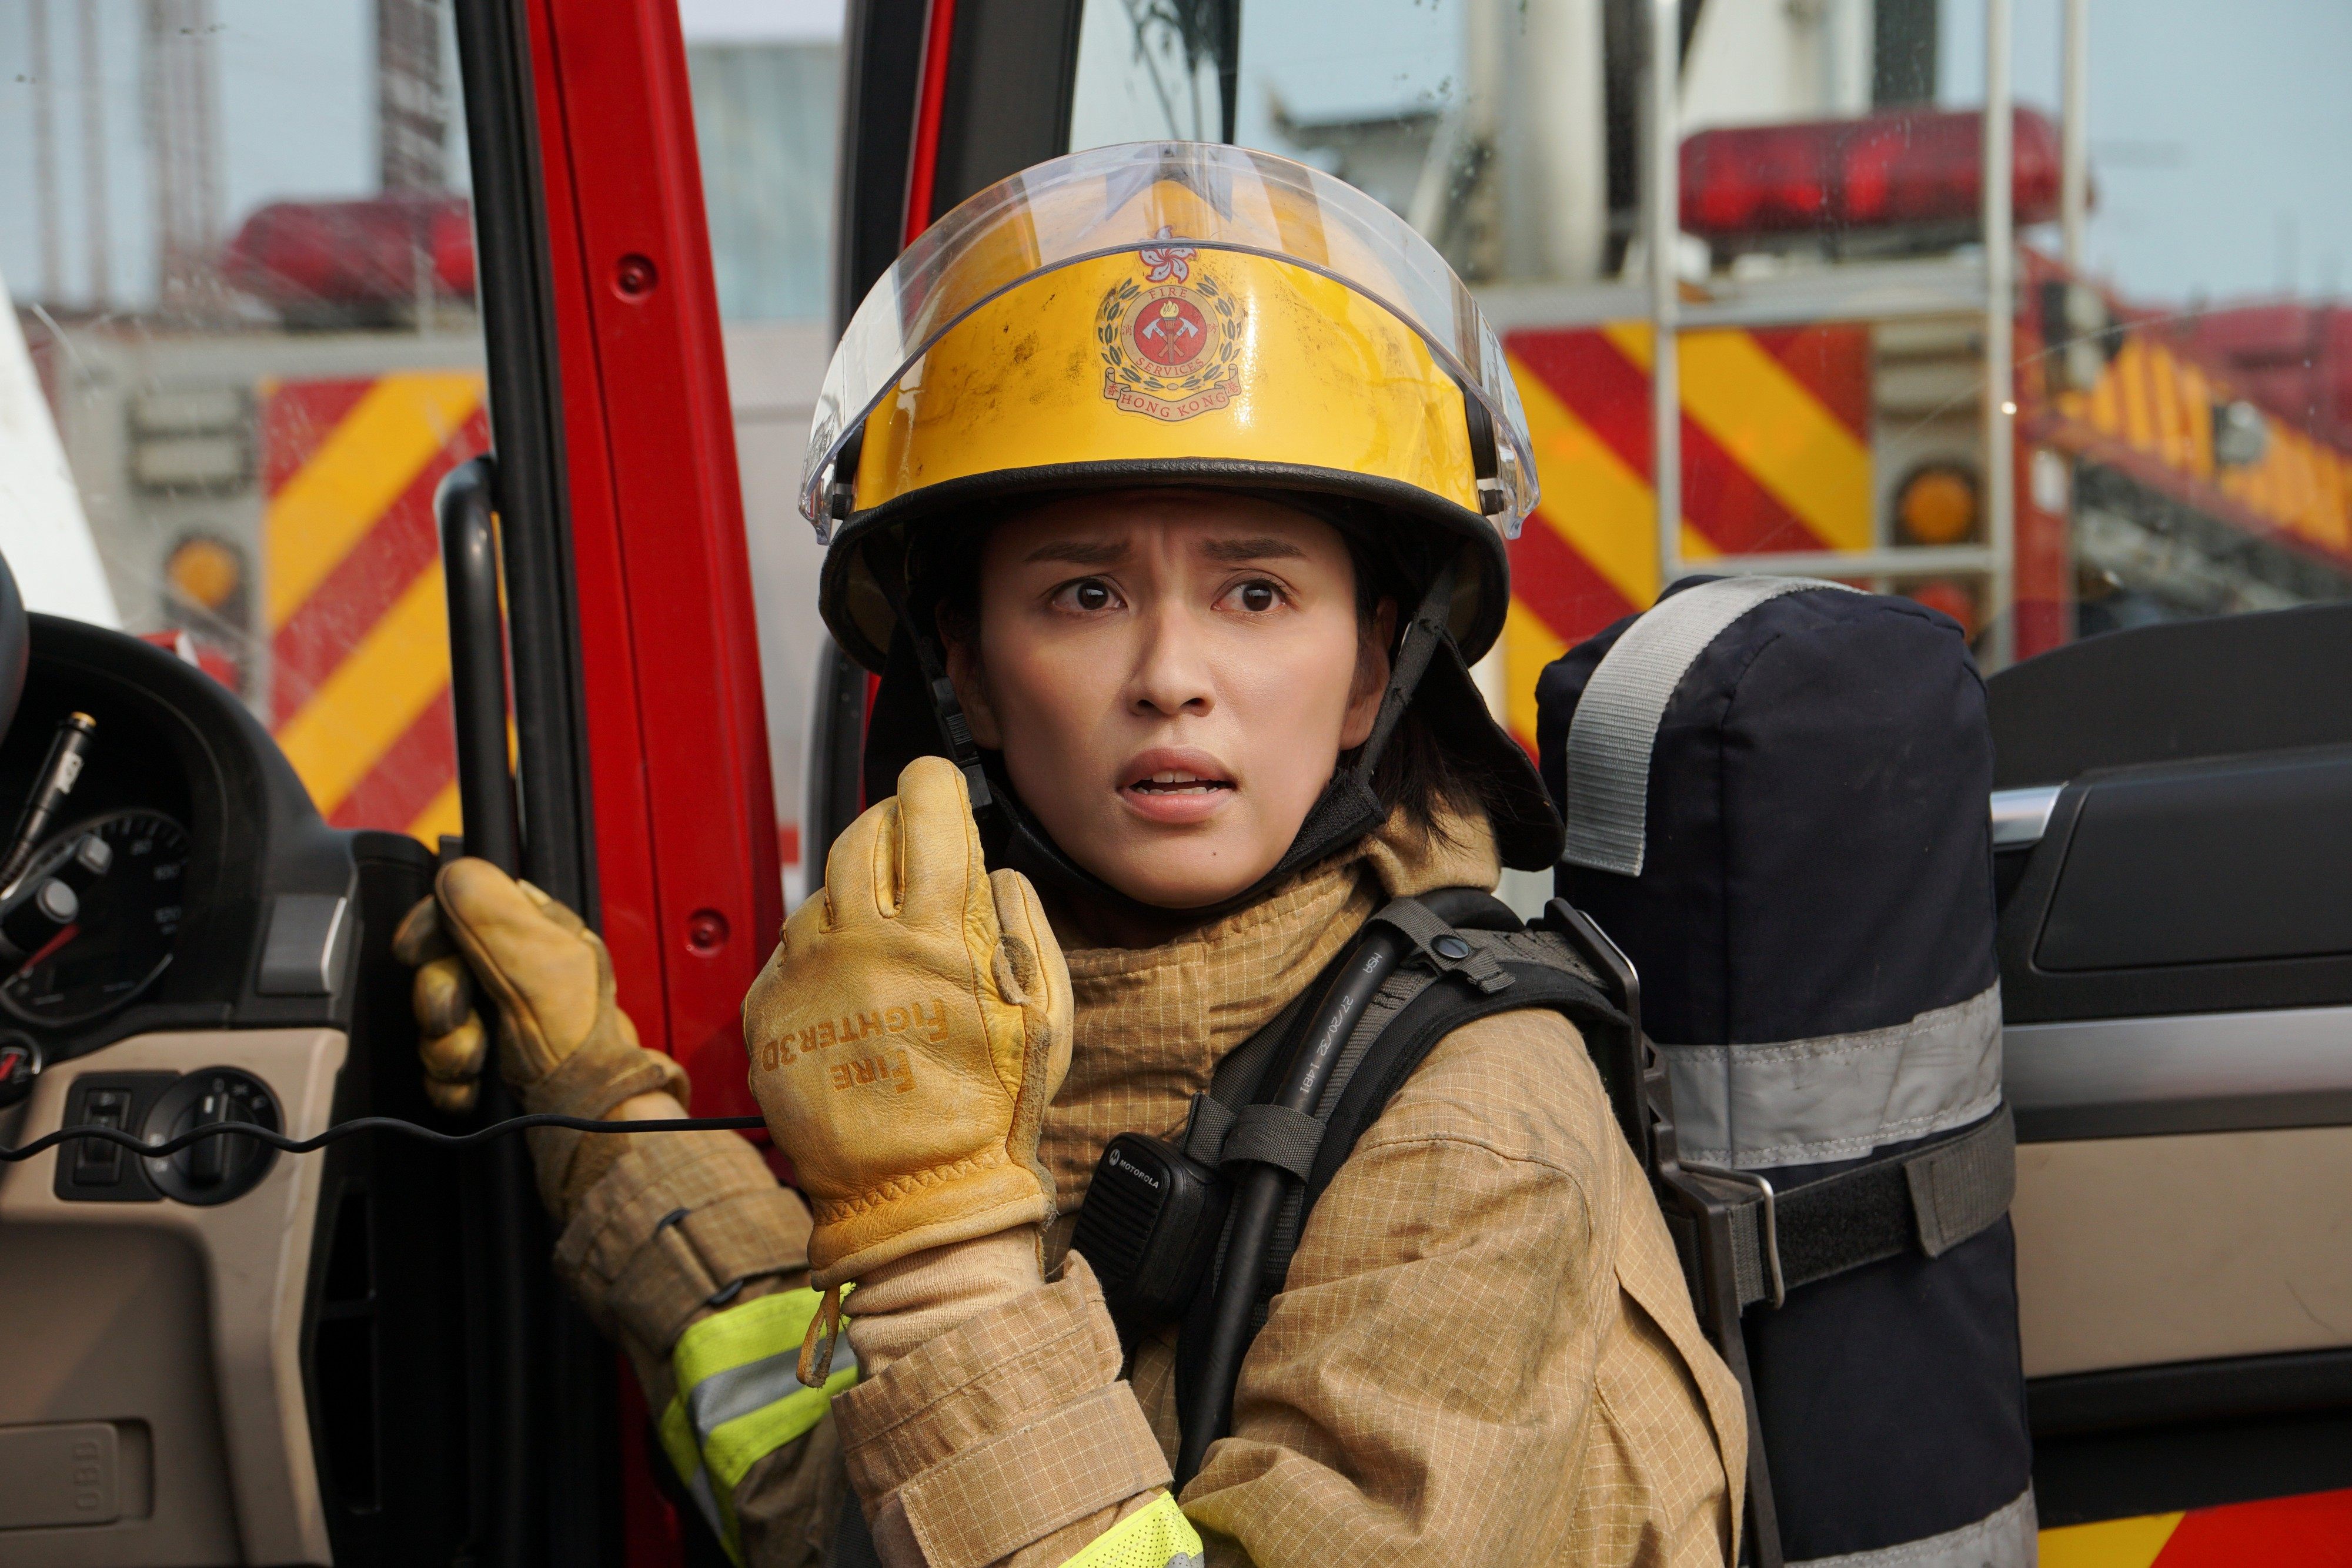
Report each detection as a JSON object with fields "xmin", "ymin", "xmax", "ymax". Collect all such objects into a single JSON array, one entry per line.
[{"xmin": 1098, "ymin": 230, "xmax": 1241, "ymax": 422}]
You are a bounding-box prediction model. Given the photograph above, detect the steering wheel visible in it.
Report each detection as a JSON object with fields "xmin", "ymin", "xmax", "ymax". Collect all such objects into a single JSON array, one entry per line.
[{"xmin": 0, "ymin": 549, "xmax": 26, "ymax": 747}]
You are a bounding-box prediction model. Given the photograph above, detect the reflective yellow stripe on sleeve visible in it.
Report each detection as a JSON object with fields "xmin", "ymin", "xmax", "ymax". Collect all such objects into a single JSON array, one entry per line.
[
  {"xmin": 1064, "ymin": 1492, "xmax": 1205, "ymax": 1568},
  {"xmin": 661, "ymin": 1286, "xmax": 859, "ymax": 1563}
]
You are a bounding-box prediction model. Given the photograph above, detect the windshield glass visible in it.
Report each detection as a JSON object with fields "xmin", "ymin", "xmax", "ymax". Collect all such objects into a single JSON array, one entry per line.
[
  {"xmin": 1066, "ymin": 0, "xmax": 2352, "ymax": 693},
  {"xmin": 680, "ymin": 8, "xmax": 844, "ymax": 905},
  {"xmin": 2, "ymin": 0, "xmax": 487, "ymax": 846}
]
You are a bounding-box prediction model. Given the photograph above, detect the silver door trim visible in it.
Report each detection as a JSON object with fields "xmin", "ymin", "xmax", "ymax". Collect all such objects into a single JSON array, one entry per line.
[
  {"xmin": 1990, "ymin": 784, "xmax": 2064, "ymax": 849},
  {"xmin": 2006, "ymin": 1004, "xmax": 2352, "ymax": 1139}
]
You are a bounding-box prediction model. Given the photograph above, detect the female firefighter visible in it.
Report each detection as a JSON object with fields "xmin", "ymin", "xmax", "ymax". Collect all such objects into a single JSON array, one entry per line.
[{"xmin": 396, "ymin": 143, "xmax": 1745, "ymax": 1567}]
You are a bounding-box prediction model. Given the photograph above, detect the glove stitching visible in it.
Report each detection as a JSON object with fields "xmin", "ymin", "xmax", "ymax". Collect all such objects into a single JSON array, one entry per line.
[
  {"xmin": 808, "ymin": 1147, "xmax": 1020, "ymax": 1223},
  {"xmin": 455, "ymin": 933, "xmax": 554, "ymax": 1084},
  {"xmin": 957, "ymin": 861, "xmax": 1007, "ymax": 1108}
]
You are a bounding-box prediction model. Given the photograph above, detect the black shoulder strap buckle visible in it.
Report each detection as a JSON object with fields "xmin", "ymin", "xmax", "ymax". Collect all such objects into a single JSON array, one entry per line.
[{"xmin": 1379, "ymin": 895, "xmax": 1515, "ymax": 994}]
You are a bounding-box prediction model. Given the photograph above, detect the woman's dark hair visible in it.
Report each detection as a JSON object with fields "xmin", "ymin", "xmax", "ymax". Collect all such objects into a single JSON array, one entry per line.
[{"xmin": 910, "ymin": 499, "xmax": 1518, "ymax": 848}]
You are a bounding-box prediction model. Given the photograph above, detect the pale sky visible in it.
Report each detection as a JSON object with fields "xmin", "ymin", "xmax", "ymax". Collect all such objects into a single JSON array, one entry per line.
[
  {"xmin": 2, "ymin": 0, "xmax": 2344, "ymax": 313},
  {"xmin": 1941, "ymin": 0, "xmax": 2352, "ymax": 300}
]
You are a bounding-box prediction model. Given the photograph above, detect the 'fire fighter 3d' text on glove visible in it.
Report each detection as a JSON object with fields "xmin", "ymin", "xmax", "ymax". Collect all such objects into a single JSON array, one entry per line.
[{"xmin": 742, "ymin": 757, "xmax": 1073, "ymax": 1349}]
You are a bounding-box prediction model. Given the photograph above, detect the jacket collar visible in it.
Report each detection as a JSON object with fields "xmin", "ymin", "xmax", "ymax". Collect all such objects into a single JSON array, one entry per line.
[{"xmin": 1038, "ymin": 803, "xmax": 1502, "ymax": 1213}]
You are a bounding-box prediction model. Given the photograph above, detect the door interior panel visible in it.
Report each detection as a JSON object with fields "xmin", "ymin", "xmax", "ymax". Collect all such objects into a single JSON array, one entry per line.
[
  {"xmin": 2033, "ymin": 747, "xmax": 2352, "ymax": 972},
  {"xmin": 1998, "ymin": 752, "xmax": 2352, "ymax": 1022},
  {"xmin": 2006, "ymin": 1005, "xmax": 2352, "ymax": 1141},
  {"xmin": 0, "ymin": 1029, "xmax": 345, "ymax": 1563},
  {"xmin": 0, "ymin": 618, "xmax": 483, "ymax": 1565},
  {"xmin": 2012, "ymin": 1127, "xmax": 2352, "ymax": 1378},
  {"xmin": 1988, "ymin": 605, "xmax": 2352, "ymax": 1524}
]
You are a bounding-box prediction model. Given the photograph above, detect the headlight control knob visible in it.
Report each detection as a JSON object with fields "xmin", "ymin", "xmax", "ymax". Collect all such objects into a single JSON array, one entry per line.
[{"xmin": 142, "ymin": 1068, "xmax": 280, "ymax": 1205}]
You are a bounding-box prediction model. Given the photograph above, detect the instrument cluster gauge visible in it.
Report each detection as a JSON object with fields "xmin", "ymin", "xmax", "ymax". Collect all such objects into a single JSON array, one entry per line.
[{"xmin": 0, "ymin": 810, "xmax": 191, "ymax": 1028}]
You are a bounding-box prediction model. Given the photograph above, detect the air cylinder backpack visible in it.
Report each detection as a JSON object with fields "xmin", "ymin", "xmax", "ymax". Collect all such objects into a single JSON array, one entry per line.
[{"xmin": 1537, "ymin": 577, "xmax": 2034, "ymax": 1568}]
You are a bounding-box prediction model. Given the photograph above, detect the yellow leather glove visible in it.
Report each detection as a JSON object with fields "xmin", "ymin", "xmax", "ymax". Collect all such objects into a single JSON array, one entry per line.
[
  {"xmin": 743, "ymin": 756, "xmax": 1072, "ymax": 1309},
  {"xmin": 393, "ymin": 859, "xmax": 687, "ymax": 1209}
]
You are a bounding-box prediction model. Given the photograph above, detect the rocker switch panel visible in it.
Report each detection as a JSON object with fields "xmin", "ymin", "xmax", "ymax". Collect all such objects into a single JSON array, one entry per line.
[{"xmin": 53, "ymin": 1074, "xmax": 176, "ymax": 1202}]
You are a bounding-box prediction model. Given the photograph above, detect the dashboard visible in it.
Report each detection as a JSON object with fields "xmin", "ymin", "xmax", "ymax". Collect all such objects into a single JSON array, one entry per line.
[
  {"xmin": 0, "ymin": 614, "xmax": 459, "ymax": 1566},
  {"xmin": 0, "ymin": 616, "xmax": 412, "ymax": 1072}
]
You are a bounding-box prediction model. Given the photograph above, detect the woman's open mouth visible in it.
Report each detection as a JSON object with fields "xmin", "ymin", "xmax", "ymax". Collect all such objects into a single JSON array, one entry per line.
[
  {"xmin": 1119, "ymin": 751, "xmax": 1237, "ymax": 823},
  {"xmin": 1128, "ymin": 770, "xmax": 1234, "ymax": 796}
]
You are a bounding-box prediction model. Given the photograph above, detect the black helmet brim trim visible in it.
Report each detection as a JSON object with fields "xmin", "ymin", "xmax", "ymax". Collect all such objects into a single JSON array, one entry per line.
[{"xmin": 817, "ymin": 457, "xmax": 1514, "ymax": 674}]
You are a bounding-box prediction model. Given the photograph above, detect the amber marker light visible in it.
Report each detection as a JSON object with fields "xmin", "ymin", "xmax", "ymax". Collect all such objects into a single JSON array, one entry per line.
[
  {"xmin": 1895, "ymin": 466, "xmax": 1980, "ymax": 546},
  {"xmin": 166, "ymin": 537, "xmax": 242, "ymax": 611}
]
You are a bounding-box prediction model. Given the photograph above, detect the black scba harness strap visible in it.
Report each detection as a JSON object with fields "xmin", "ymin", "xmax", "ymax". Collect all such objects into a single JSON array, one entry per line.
[
  {"xmin": 1073, "ymin": 887, "xmax": 1630, "ymax": 1484},
  {"xmin": 1074, "ymin": 890, "xmax": 2014, "ymax": 1563}
]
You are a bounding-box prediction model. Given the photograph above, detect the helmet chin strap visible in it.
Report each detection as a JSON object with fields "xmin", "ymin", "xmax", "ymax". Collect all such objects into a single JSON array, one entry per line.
[
  {"xmin": 870, "ymin": 553, "xmax": 996, "ymax": 817},
  {"xmin": 873, "ymin": 540, "xmax": 1461, "ymax": 928}
]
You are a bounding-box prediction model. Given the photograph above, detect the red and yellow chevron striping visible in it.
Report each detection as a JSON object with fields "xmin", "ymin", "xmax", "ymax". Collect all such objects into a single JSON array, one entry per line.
[
  {"xmin": 260, "ymin": 372, "xmax": 488, "ymax": 846},
  {"xmin": 1499, "ymin": 322, "xmax": 1873, "ymax": 749},
  {"xmin": 2039, "ymin": 1487, "xmax": 2352, "ymax": 1567},
  {"xmin": 2052, "ymin": 330, "xmax": 2352, "ymax": 564}
]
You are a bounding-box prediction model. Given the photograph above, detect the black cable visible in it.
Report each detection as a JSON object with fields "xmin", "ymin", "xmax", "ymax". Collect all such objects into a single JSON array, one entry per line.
[{"xmin": 0, "ymin": 1111, "xmax": 769, "ymax": 1163}]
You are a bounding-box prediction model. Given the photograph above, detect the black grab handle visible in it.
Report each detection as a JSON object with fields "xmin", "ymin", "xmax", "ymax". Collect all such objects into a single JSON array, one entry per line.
[
  {"xmin": 433, "ymin": 452, "xmax": 538, "ymax": 1568},
  {"xmin": 436, "ymin": 455, "xmax": 522, "ymax": 874}
]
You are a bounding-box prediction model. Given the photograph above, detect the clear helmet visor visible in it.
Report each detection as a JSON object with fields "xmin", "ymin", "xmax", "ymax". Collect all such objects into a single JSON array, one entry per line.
[{"xmin": 800, "ymin": 140, "xmax": 1538, "ymax": 536}]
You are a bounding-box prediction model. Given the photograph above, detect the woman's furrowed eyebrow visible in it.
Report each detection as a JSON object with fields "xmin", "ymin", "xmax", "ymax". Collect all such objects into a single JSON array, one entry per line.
[
  {"xmin": 1201, "ymin": 536, "xmax": 1308, "ymax": 563},
  {"xmin": 1023, "ymin": 539, "xmax": 1130, "ymax": 566}
]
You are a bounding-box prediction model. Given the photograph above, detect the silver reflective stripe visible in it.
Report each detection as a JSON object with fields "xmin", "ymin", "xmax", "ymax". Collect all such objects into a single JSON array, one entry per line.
[
  {"xmin": 1563, "ymin": 576, "xmax": 1858, "ymax": 876},
  {"xmin": 1790, "ymin": 1486, "xmax": 2037, "ymax": 1568},
  {"xmin": 686, "ymin": 1333, "xmax": 856, "ymax": 1443},
  {"xmin": 1663, "ymin": 984, "xmax": 2003, "ymax": 1169}
]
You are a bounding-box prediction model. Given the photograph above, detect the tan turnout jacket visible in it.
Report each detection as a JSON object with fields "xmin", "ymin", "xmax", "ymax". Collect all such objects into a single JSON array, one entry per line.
[{"xmin": 554, "ymin": 808, "xmax": 1745, "ymax": 1566}]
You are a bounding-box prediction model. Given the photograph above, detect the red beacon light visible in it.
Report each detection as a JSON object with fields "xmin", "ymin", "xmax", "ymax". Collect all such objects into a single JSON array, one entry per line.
[
  {"xmin": 1681, "ymin": 107, "xmax": 2064, "ymax": 248},
  {"xmin": 219, "ymin": 194, "xmax": 476, "ymax": 322}
]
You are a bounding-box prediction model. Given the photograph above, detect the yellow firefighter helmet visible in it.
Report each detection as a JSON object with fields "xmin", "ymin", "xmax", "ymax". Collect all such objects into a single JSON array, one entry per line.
[
  {"xmin": 800, "ymin": 140, "xmax": 1539, "ymax": 673},
  {"xmin": 799, "ymin": 141, "xmax": 1561, "ymax": 902}
]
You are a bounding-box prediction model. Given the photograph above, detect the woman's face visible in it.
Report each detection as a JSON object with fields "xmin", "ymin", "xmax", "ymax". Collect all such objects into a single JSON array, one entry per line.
[{"xmin": 945, "ymin": 490, "xmax": 1392, "ymax": 911}]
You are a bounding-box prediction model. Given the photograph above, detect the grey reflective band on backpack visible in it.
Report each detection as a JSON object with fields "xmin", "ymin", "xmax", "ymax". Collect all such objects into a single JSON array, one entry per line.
[
  {"xmin": 1661, "ymin": 984, "xmax": 2004, "ymax": 1170},
  {"xmin": 1562, "ymin": 577, "xmax": 1859, "ymax": 876},
  {"xmin": 1784, "ymin": 1485, "xmax": 2037, "ymax": 1568}
]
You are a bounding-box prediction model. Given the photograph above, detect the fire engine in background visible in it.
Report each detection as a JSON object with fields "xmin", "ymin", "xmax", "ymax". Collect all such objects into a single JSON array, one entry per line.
[
  {"xmin": 1258, "ymin": 0, "xmax": 2352, "ymax": 893},
  {"xmin": 22, "ymin": 195, "xmax": 827, "ymax": 861},
  {"xmin": 23, "ymin": 200, "xmax": 485, "ymax": 845},
  {"xmin": 1479, "ymin": 116, "xmax": 2352, "ymax": 756},
  {"xmin": 1257, "ymin": 3, "xmax": 2352, "ymax": 777}
]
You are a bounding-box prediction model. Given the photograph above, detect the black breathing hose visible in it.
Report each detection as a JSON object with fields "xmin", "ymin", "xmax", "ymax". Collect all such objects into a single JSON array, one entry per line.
[
  {"xmin": 0, "ymin": 1111, "xmax": 768, "ymax": 1164},
  {"xmin": 1174, "ymin": 918, "xmax": 1410, "ymax": 1487}
]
